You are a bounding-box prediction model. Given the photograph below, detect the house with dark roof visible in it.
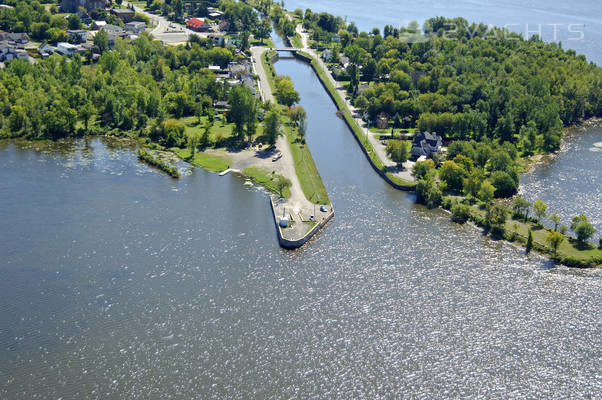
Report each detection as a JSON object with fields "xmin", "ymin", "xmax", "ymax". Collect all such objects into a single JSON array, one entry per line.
[
  {"xmin": 67, "ymin": 29, "xmax": 88, "ymax": 43},
  {"xmin": 111, "ymin": 8, "xmax": 135, "ymax": 23},
  {"xmin": 410, "ymin": 131, "xmax": 442, "ymax": 159},
  {"xmin": 0, "ymin": 32, "xmax": 29, "ymax": 43},
  {"xmin": 228, "ymin": 61, "xmax": 251, "ymax": 78}
]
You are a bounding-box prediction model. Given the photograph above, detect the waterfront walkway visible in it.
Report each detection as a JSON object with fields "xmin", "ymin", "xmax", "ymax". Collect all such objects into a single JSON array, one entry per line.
[
  {"xmin": 294, "ymin": 25, "xmax": 415, "ymax": 183},
  {"xmin": 249, "ymin": 45, "xmax": 324, "ymax": 242}
]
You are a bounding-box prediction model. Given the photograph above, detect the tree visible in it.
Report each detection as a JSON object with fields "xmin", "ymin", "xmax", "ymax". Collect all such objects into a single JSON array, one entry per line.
[
  {"xmin": 240, "ymin": 30, "xmax": 250, "ymax": 51},
  {"xmin": 439, "ymin": 160, "xmax": 466, "ymax": 191},
  {"xmin": 187, "ymin": 132, "xmax": 199, "ymax": 158},
  {"xmin": 533, "ymin": 200, "xmax": 548, "ymax": 225},
  {"xmin": 546, "ymin": 230, "xmax": 564, "ymax": 255},
  {"xmin": 94, "ymin": 29, "xmax": 109, "ymax": 54},
  {"xmin": 512, "ymin": 195, "xmax": 531, "ymax": 221},
  {"xmin": 451, "ymin": 203, "xmax": 471, "ymax": 224},
  {"xmin": 571, "ymin": 215, "xmax": 597, "ymax": 244},
  {"xmin": 526, "ymin": 229, "xmax": 533, "ymax": 253},
  {"xmin": 228, "ymin": 85, "xmax": 256, "ymax": 142},
  {"xmin": 79, "ymin": 101, "xmax": 95, "ymax": 131},
  {"xmin": 415, "ymin": 174, "xmax": 442, "ymax": 208},
  {"xmin": 549, "ymin": 212, "xmax": 561, "ymax": 231},
  {"xmin": 412, "ymin": 159, "xmax": 435, "ymax": 180},
  {"xmin": 490, "ymin": 170, "xmax": 517, "ymax": 197},
  {"xmin": 391, "ymin": 113, "xmax": 401, "ymax": 135},
  {"xmin": 274, "ymin": 76, "xmax": 300, "ymax": 107},
  {"xmin": 254, "ymin": 20, "xmax": 271, "ymax": 44},
  {"xmin": 463, "ymin": 169, "xmax": 483, "ymax": 200},
  {"xmin": 276, "ymin": 176, "xmax": 291, "ymax": 197},
  {"xmin": 263, "ymin": 110, "xmax": 281, "ymax": 146},
  {"xmin": 67, "ymin": 14, "xmax": 81, "ymax": 30},
  {"xmin": 478, "ymin": 180, "xmax": 495, "ymax": 204},
  {"xmin": 485, "ymin": 203, "xmax": 507, "ymax": 233},
  {"xmin": 385, "ymin": 139, "xmax": 409, "ymax": 167},
  {"xmin": 489, "ymin": 150, "xmax": 512, "ymax": 172},
  {"xmin": 286, "ymin": 105, "xmax": 306, "ymax": 128}
]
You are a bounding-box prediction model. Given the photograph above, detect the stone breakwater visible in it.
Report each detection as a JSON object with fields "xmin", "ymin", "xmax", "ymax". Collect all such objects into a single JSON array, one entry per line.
[{"xmin": 270, "ymin": 196, "xmax": 334, "ymax": 249}]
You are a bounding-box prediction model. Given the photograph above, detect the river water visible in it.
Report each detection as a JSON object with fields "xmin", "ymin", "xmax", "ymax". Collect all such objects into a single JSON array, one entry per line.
[
  {"xmin": 286, "ymin": 0, "xmax": 602, "ymax": 64},
  {"xmin": 0, "ymin": 2, "xmax": 601, "ymax": 398}
]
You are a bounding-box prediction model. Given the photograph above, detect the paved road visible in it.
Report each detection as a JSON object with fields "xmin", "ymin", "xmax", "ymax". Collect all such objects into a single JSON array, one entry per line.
[
  {"xmin": 124, "ymin": 1, "xmax": 223, "ymax": 44},
  {"xmin": 249, "ymin": 45, "xmax": 317, "ymax": 218},
  {"xmin": 250, "ymin": 46, "xmax": 275, "ymax": 103},
  {"xmin": 295, "ymin": 25, "xmax": 415, "ymax": 182}
]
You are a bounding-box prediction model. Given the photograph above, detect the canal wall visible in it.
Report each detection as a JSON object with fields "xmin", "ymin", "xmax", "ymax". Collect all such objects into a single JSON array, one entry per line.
[
  {"xmin": 293, "ymin": 52, "xmax": 415, "ymax": 192},
  {"xmin": 269, "ymin": 197, "xmax": 334, "ymax": 249}
]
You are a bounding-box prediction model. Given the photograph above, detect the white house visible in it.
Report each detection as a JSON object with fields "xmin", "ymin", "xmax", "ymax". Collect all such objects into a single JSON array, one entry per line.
[
  {"xmin": 124, "ymin": 21, "xmax": 146, "ymax": 34},
  {"xmin": 56, "ymin": 42, "xmax": 78, "ymax": 56}
]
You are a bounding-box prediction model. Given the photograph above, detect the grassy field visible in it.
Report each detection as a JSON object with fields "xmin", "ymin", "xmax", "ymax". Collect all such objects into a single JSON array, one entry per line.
[
  {"xmin": 178, "ymin": 116, "xmax": 266, "ymax": 146},
  {"xmin": 468, "ymin": 203, "xmax": 601, "ymax": 267},
  {"xmin": 282, "ymin": 124, "xmax": 330, "ymax": 204},
  {"xmin": 261, "ymin": 50, "xmax": 331, "ymax": 204},
  {"xmin": 290, "ymin": 34, "xmax": 303, "ymax": 48},
  {"xmin": 372, "ymin": 128, "xmax": 416, "ymax": 135},
  {"xmin": 242, "ymin": 167, "xmax": 292, "ymax": 198},
  {"xmin": 173, "ymin": 148, "xmax": 230, "ymax": 172}
]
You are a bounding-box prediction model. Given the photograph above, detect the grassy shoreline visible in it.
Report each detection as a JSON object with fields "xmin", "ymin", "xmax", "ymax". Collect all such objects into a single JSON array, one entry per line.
[
  {"xmin": 441, "ymin": 199, "xmax": 602, "ymax": 268},
  {"xmin": 290, "ymin": 25, "xmax": 598, "ymax": 267},
  {"xmin": 262, "ymin": 51, "xmax": 331, "ymax": 204},
  {"xmin": 296, "ymin": 50, "xmax": 416, "ymax": 189}
]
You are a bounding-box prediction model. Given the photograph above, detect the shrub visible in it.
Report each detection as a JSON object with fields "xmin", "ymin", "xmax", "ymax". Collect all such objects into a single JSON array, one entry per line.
[
  {"xmin": 490, "ymin": 170, "xmax": 518, "ymax": 197},
  {"xmin": 451, "ymin": 203, "xmax": 471, "ymax": 224}
]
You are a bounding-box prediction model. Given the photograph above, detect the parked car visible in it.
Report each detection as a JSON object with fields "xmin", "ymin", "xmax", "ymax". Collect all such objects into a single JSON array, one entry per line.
[{"xmin": 272, "ymin": 152, "xmax": 282, "ymax": 162}]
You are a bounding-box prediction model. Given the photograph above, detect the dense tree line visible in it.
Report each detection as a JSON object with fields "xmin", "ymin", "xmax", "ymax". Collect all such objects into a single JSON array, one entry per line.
[
  {"xmin": 303, "ymin": 13, "xmax": 602, "ymax": 154},
  {"xmin": 0, "ymin": 32, "xmax": 238, "ymax": 144}
]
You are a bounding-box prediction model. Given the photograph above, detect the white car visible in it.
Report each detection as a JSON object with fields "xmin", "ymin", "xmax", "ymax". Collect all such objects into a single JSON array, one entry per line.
[{"xmin": 272, "ymin": 152, "xmax": 282, "ymax": 162}]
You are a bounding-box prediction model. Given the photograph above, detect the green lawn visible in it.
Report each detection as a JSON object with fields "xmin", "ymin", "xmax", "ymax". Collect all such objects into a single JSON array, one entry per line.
[
  {"xmin": 469, "ymin": 203, "xmax": 601, "ymax": 266},
  {"xmin": 283, "ymin": 124, "xmax": 330, "ymax": 204},
  {"xmin": 262, "ymin": 50, "xmax": 331, "ymax": 204},
  {"xmin": 372, "ymin": 128, "xmax": 416, "ymax": 135},
  {"xmin": 290, "ymin": 33, "xmax": 303, "ymax": 48},
  {"xmin": 173, "ymin": 148, "xmax": 230, "ymax": 172},
  {"xmin": 242, "ymin": 167, "xmax": 291, "ymax": 198},
  {"xmin": 178, "ymin": 116, "xmax": 266, "ymax": 146}
]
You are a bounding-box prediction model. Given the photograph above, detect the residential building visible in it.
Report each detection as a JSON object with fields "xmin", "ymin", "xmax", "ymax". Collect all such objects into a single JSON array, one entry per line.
[
  {"xmin": 56, "ymin": 42, "xmax": 78, "ymax": 56},
  {"xmin": 0, "ymin": 32, "xmax": 29, "ymax": 44},
  {"xmin": 92, "ymin": 20, "xmax": 107, "ymax": 30},
  {"xmin": 213, "ymin": 101, "xmax": 229, "ymax": 110},
  {"xmin": 124, "ymin": 21, "xmax": 146, "ymax": 34},
  {"xmin": 410, "ymin": 131, "xmax": 442, "ymax": 159},
  {"xmin": 111, "ymin": 8, "xmax": 135, "ymax": 23},
  {"xmin": 102, "ymin": 24, "xmax": 125, "ymax": 35},
  {"xmin": 38, "ymin": 43, "xmax": 56, "ymax": 58},
  {"xmin": 186, "ymin": 18, "xmax": 206, "ymax": 32},
  {"xmin": 67, "ymin": 29, "xmax": 88, "ymax": 42},
  {"xmin": 228, "ymin": 61, "xmax": 251, "ymax": 78}
]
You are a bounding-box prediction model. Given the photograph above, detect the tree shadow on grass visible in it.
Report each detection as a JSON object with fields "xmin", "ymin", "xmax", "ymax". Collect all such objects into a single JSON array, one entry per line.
[
  {"xmin": 384, "ymin": 164, "xmax": 405, "ymax": 174},
  {"xmin": 569, "ymin": 238, "xmax": 594, "ymax": 251}
]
